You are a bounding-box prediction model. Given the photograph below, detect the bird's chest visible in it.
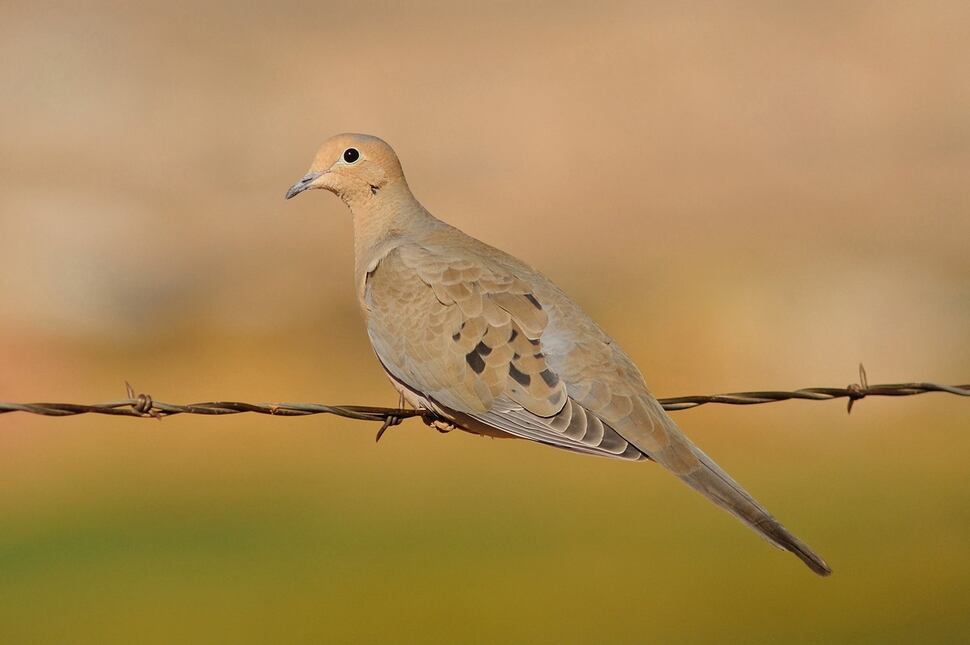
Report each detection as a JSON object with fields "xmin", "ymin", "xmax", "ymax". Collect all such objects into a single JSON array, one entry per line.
[{"xmin": 362, "ymin": 254, "xmax": 461, "ymax": 382}]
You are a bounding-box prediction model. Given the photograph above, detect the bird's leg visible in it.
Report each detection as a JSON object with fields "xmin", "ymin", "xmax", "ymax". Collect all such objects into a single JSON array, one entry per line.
[{"xmin": 375, "ymin": 392, "xmax": 408, "ymax": 443}]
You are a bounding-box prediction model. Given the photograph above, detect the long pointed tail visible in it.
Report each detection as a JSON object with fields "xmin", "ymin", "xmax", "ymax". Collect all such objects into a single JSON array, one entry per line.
[
  {"xmin": 681, "ymin": 443, "xmax": 832, "ymax": 576},
  {"xmin": 648, "ymin": 412, "xmax": 832, "ymax": 576}
]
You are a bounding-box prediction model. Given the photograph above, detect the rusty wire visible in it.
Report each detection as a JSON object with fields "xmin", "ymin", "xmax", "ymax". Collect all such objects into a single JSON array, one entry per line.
[{"xmin": 1, "ymin": 366, "xmax": 968, "ymax": 433}]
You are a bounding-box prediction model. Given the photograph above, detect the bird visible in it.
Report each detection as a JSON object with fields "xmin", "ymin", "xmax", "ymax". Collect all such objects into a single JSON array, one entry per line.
[{"xmin": 285, "ymin": 133, "xmax": 832, "ymax": 576}]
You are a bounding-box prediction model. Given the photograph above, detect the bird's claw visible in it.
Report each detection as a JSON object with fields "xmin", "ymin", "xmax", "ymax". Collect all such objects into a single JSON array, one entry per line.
[{"xmin": 427, "ymin": 418, "xmax": 457, "ymax": 434}]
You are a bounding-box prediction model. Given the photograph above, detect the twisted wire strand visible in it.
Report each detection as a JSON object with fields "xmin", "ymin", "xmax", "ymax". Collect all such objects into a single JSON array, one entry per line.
[{"xmin": 2, "ymin": 367, "xmax": 968, "ymax": 425}]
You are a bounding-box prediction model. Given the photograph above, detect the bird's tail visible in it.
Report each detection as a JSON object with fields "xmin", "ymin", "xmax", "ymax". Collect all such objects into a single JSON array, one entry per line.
[{"xmin": 651, "ymin": 412, "xmax": 832, "ymax": 576}]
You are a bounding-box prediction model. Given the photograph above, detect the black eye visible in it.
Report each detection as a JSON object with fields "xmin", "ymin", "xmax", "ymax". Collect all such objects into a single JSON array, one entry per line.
[{"xmin": 343, "ymin": 148, "xmax": 360, "ymax": 164}]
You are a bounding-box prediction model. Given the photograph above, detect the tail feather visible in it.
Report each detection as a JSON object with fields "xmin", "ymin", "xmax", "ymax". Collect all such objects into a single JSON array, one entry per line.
[
  {"xmin": 648, "ymin": 414, "xmax": 832, "ymax": 576},
  {"xmin": 683, "ymin": 447, "xmax": 832, "ymax": 576}
]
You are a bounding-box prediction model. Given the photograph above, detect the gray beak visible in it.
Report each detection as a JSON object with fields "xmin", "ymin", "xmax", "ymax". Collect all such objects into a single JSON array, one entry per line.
[{"xmin": 285, "ymin": 171, "xmax": 323, "ymax": 200}]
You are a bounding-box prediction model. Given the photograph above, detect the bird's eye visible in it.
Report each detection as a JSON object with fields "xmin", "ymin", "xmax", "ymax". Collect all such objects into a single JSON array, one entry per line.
[{"xmin": 343, "ymin": 148, "xmax": 360, "ymax": 164}]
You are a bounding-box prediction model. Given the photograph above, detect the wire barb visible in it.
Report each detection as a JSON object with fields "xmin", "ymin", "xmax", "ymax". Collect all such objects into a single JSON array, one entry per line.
[
  {"xmin": 125, "ymin": 381, "xmax": 162, "ymax": 419},
  {"xmin": 375, "ymin": 393, "xmax": 408, "ymax": 443},
  {"xmin": 2, "ymin": 368, "xmax": 968, "ymax": 427},
  {"xmin": 845, "ymin": 363, "xmax": 869, "ymax": 414}
]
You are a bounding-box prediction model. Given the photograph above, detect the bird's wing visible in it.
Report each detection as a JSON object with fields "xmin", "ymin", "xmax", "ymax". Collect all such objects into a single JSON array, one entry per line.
[{"xmin": 363, "ymin": 243, "xmax": 646, "ymax": 460}]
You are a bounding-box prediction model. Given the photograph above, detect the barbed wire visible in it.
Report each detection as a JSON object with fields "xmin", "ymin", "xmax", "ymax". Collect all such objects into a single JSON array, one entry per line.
[{"xmin": 2, "ymin": 366, "xmax": 968, "ymax": 438}]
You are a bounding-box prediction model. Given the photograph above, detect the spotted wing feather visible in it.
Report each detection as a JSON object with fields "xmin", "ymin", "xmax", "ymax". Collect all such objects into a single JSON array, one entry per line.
[{"xmin": 364, "ymin": 244, "xmax": 647, "ymax": 460}]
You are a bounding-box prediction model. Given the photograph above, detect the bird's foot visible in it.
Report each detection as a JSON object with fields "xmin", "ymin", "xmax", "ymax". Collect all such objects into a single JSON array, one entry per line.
[{"xmin": 429, "ymin": 418, "xmax": 457, "ymax": 434}]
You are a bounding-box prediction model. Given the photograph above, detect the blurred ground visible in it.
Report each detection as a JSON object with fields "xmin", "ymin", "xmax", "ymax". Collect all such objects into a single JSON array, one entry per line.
[{"xmin": 1, "ymin": 1, "xmax": 969, "ymax": 642}]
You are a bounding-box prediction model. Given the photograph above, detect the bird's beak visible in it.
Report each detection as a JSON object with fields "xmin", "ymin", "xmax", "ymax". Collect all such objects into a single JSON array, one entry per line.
[{"xmin": 285, "ymin": 171, "xmax": 324, "ymax": 200}]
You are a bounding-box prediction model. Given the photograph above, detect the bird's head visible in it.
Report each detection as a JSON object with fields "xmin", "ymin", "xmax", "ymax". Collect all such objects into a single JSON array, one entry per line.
[{"xmin": 285, "ymin": 133, "xmax": 405, "ymax": 204}]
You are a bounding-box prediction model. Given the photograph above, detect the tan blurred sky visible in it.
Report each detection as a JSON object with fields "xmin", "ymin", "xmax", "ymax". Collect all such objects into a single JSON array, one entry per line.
[{"xmin": 1, "ymin": 0, "xmax": 968, "ymax": 389}]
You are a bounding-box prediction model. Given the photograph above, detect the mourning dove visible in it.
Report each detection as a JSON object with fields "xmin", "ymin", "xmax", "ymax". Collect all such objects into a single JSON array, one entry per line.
[{"xmin": 286, "ymin": 133, "xmax": 832, "ymax": 576}]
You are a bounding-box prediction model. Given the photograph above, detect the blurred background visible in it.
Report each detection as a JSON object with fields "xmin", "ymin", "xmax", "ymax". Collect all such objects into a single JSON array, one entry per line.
[{"xmin": 1, "ymin": 1, "xmax": 969, "ymax": 642}]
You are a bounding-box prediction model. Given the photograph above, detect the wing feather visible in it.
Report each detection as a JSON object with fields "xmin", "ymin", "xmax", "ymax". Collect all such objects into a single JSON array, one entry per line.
[{"xmin": 364, "ymin": 243, "xmax": 646, "ymax": 460}]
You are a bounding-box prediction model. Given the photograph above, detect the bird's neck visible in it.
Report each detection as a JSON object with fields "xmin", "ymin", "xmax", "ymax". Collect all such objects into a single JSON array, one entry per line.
[{"xmin": 349, "ymin": 180, "xmax": 438, "ymax": 294}]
